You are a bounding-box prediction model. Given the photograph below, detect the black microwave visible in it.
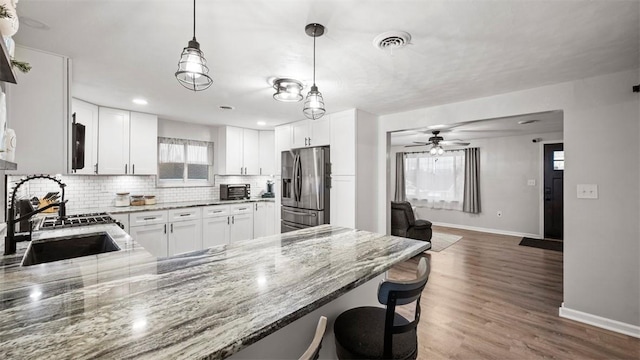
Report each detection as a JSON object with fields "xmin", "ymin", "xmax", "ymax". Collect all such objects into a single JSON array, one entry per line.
[{"xmin": 220, "ymin": 184, "xmax": 251, "ymax": 200}]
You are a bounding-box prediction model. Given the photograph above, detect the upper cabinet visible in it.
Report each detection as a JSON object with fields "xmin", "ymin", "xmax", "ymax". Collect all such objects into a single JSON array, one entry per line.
[
  {"xmin": 290, "ymin": 117, "xmax": 331, "ymax": 149},
  {"xmin": 97, "ymin": 107, "xmax": 157, "ymax": 175},
  {"xmin": 258, "ymin": 130, "xmax": 275, "ymax": 175},
  {"xmin": 218, "ymin": 126, "xmax": 268, "ymax": 175},
  {"xmin": 6, "ymin": 46, "xmax": 70, "ymax": 174},
  {"xmin": 70, "ymin": 99, "xmax": 99, "ymax": 174}
]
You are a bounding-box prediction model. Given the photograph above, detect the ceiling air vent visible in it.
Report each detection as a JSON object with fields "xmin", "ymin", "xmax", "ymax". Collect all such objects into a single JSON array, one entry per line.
[{"xmin": 373, "ymin": 31, "xmax": 411, "ymax": 50}]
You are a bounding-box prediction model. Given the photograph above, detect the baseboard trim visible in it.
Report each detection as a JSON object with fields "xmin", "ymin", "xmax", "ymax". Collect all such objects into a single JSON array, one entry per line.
[
  {"xmin": 559, "ymin": 303, "xmax": 640, "ymax": 338},
  {"xmin": 431, "ymin": 222, "xmax": 541, "ymax": 239}
]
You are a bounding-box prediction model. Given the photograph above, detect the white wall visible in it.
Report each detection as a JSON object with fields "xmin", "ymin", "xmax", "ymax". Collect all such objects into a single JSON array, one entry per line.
[
  {"xmin": 377, "ymin": 69, "xmax": 640, "ymax": 332},
  {"xmin": 390, "ymin": 132, "xmax": 563, "ymax": 237}
]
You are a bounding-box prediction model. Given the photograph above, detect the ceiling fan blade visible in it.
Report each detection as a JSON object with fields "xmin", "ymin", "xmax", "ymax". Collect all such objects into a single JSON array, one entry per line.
[
  {"xmin": 405, "ymin": 143, "xmax": 430, "ymax": 148},
  {"xmin": 440, "ymin": 141, "xmax": 471, "ymax": 146},
  {"xmin": 412, "ymin": 141, "xmax": 432, "ymax": 145}
]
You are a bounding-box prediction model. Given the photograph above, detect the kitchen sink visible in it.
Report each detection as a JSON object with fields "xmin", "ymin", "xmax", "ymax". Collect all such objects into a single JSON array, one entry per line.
[{"xmin": 22, "ymin": 232, "xmax": 120, "ymax": 266}]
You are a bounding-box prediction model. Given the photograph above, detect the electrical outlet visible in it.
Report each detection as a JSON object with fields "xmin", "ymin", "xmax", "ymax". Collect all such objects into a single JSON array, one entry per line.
[
  {"xmin": 527, "ymin": 179, "xmax": 536, "ymax": 186},
  {"xmin": 497, "ymin": 211, "xmax": 503, "ymax": 218}
]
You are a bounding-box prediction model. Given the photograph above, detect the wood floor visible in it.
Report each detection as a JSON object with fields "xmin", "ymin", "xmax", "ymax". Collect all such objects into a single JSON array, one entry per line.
[{"xmin": 388, "ymin": 226, "xmax": 640, "ymax": 360}]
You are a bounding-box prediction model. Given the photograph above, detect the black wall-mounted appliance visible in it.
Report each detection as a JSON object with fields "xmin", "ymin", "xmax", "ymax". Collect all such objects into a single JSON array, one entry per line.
[{"xmin": 71, "ymin": 112, "xmax": 85, "ymax": 171}]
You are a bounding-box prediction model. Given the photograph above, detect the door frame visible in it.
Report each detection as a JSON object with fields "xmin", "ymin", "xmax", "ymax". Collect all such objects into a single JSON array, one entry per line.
[{"xmin": 538, "ymin": 140, "xmax": 564, "ymax": 239}]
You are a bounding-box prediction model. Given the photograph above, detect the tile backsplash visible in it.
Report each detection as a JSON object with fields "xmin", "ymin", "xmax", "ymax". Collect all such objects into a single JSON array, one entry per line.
[{"xmin": 7, "ymin": 174, "xmax": 273, "ymax": 211}]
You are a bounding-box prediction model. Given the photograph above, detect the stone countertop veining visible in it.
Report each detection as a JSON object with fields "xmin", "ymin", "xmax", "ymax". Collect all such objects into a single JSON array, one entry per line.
[
  {"xmin": 0, "ymin": 225, "xmax": 429, "ymax": 359},
  {"xmin": 73, "ymin": 198, "xmax": 275, "ymax": 215}
]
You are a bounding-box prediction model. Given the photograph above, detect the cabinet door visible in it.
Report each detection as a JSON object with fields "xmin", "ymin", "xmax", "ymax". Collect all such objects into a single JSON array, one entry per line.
[
  {"xmin": 169, "ymin": 219, "xmax": 202, "ymax": 256},
  {"xmin": 330, "ymin": 175, "xmax": 356, "ymax": 228},
  {"xmin": 129, "ymin": 112, "xmax": 158, "ymax": 175},
  {"xmin": 291, "ymin": 120, "xmax": 309, "ymax": 148},
  {"xmin": 243, "ymin": 128, "xmax": 260, "ymax": 175},
  {"xmin": 274, "ymin": 125, "xmax": 291, "ymax": 176},
  {"xmin": 7, "ymin": 46, "xmax": 69, "ymax": 175},
  {"xmin": 70, "ymin": 99, "xmax": 99, "ymax": 174},
  {"xmin": 258, "ymin": 131, "xmax": 275, "ymax": 175},
  {"xmin": 129, "ymin": 224, "xmax": 168, "ymax": 257},
  {"xmin": 330, "ymin": 110, "xmax": 356, "ymax": 175},
  {"xmin": 253, "ymin": 202, "xmax": 268, "ymax": 238},
  {"xmin": 203, "ymin": 216, "xmax": 230, "ymax": 248},
  {"xmin": 224, "ymin": 126, "xmax": 244, "ymax": 174},
  {"xmin": 98, "ymin": 107, "xmax": 130, "ymax": 175},
  {"xmin": 230, "ymin": 212, "xmax": 254, "ymax": 242},
  {"xmin": 265, "ymin": 202, "xmax": 276, "ymax": 236},
  {"xmin": 310, "ymin": 115, "xmax": 331, "ymax": 147}
]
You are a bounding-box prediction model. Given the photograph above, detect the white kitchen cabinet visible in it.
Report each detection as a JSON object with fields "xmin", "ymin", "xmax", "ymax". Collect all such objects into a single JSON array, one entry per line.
[
  {"xmin": 330, "ymin": 111, "xmax": 356, "ymax": 175},
  {"xmin": 70, "ymin": 99, "xmax": 99, "ymax": 174},
  {"xmin": 98, "ymin": 107, "xmax": 130, "ymax": 174},
  {"xmin": 253, "ymin": 201, "xmax": 275, "ymax": 238},
  {"xmin": 98, "ymin": 107, "xmax": 158, "ymax": 175},
  {"xmin": 230, "ymin": 204, "xmax": 254, "ymax": 242},
  {"xmin": 218, "ymin": 126, "xmax": 262, "ymax": 175},
  {"xmin": 258, "ymin": 131, "xmax": 275, "ymax": 175},
  {"xmin": 291, "ymin": 117, "xmax": 331, "ymax": 149},
  {"xmin": 274, "ymin": 125, "xmax": 291, "ymax": 176},
  {"xmin": 129, "ymin": 210, "xmax": 168, "ymax": 227},
  {"xmin": 202, "ymin": 215, "xmax": 230, "ymax": 248},
  {"xmin": 129, "ymin": 112, "xmax": 158, "ymax": 175},
  {"xmin": 167, "ymin": 208, "xmax": 202, "ymax": 256},
  {"xmin": 129, "ymin": 223, "xmax": 168, "ymax": 258},
  {"xmin": 330, "ymin": 175, "xmax": 356, "ymax": 228},
  {"xmin": 6, "ymin": 46, "xmax": 70, "ymax": 175}
]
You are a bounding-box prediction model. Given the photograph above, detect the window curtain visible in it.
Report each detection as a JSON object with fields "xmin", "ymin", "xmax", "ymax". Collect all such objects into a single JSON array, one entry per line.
[
  {"xmin": 186, "ymin": 139, "xmax": 211, "ymax": 165},
  {"xmin": 158, "ymin": 137, "xmax": 185, "ymax": 163},
  {"xmin": 463, "ymin": 147, "xmax": 481, "ymax": 213},
  {"xmin": 404, "ymin": 151, "xmax": 465, "ymax": 210},
  {"xmin": 394, "ymin": 152, "xmax": 406, "ymax": 202}
]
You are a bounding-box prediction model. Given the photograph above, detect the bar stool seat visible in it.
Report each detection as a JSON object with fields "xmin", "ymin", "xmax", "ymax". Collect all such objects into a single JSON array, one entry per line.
[{"xmin": 334, "ymin": 307, "xmax": 416, "ymax": 359}]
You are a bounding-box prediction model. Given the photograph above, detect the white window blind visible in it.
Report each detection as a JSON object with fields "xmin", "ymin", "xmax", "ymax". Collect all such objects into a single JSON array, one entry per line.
[
  {"xmin": 158, "ymin": 137, "xmax": 213, "ymax": 183},
  {"xmin": 404, "ymin": 151, "xmax": 465, "ymax": 210}
]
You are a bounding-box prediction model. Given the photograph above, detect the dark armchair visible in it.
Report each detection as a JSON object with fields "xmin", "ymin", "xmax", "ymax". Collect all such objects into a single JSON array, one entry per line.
[{"xmin": 391, "ymin": 201, "xmax": 433, "ymax": 244}]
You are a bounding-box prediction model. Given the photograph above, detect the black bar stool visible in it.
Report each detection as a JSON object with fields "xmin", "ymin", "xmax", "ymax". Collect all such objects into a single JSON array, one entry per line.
[{"xmin": 333, "ymin": 257, "xmax": 430, "ymax": 359}]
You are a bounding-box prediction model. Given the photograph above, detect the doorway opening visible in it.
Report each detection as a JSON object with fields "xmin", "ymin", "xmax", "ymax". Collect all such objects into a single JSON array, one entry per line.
[{"xmin": 541, "ymin": 142, "xmax": 564, "ymax": 240}]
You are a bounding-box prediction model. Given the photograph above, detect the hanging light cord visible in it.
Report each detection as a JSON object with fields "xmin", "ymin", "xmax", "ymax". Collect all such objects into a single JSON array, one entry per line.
[
  {"xmin": 312, "ymin": 27, "xmax": 316, "ymax": 86},
  {"xmin": 192, "ymin": 0, "xmax": 196, "ymax": 40}
]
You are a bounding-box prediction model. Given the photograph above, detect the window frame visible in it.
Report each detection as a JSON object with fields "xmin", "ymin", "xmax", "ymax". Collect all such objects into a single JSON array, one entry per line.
[{"xmin": 157, "ymin": 137, "xmax": 214, "ymax": 188}]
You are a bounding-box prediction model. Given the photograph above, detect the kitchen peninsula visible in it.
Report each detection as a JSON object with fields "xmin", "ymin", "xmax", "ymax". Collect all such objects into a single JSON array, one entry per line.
[{"xmin": 0, "ymin": 225, "xmax": 429, "ymax": 359}]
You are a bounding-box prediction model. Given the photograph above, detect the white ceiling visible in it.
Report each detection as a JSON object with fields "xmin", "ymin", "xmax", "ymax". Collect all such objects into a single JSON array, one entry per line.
[
  {"xmin": 390, "ymin": 110, "xmax": 563, "ymax": 146},
  {"xmin": 13, "ymin": 1, "xmax": 639, "ymax": 129}
]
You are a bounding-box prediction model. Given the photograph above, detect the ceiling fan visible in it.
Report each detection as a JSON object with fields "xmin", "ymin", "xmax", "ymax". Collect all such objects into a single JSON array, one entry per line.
[{"xmin": 406, "ymin": 130, "xmax": 470, "ymax": 155}]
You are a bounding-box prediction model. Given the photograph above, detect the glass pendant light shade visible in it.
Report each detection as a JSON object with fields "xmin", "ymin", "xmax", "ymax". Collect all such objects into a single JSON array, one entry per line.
[
  {"xmin": 176, "ymin": 39, "xmax": 213, "ymax": 91},
  {"xmin": 303, "ymin": 85, "xmax": 326, "ymax": 120},
  {"xmin": 437, "ymin": 146, "xmax": 445, "ymax": 155},
  {"xmin": 273, "ymin": 78, "xmax": 303, "ymax": 102},
  {"xmin": 429, "ymin": 147, "xmax": 437, "ymax": 155}
]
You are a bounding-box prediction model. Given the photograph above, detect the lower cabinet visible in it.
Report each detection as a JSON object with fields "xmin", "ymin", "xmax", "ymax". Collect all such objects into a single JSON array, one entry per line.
[
  {"xmin": 254, "ymin": 202, "xmax": 276, "ymax": 238},
  {"xmin": 230, "ymin": 204, "xmax": 254, "ymax": 242},
  {"xmin": 167, "ymin": 208, "xmax": 202, "ymax": 257},
  {"xmin": 129, "ymin": 223, "xmax": 168, "ymax": 258},
  {"xmin": 203, "ymin": 215, "xmax": 231, "ymax": 248}
]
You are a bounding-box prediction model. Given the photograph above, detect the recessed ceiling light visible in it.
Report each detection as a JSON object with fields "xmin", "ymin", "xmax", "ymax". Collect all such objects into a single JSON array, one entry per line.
[
  {"xmin": 257, "ymin": 121, "xmax": 266, "ymax": 126},
  {"xmin": 20, "ymin": 16, "xmax": 51, "ymax": 30},
  {"xmin": 518, "ymin": 119, "xmax": 539, "ymax": 125},
  {"xmin": 132, "ymin": 98, "xmax": 148, "ymax": 105},
  {"xmin": 219, "ymin": 105, "xmax": 235, "ymax": 110}
]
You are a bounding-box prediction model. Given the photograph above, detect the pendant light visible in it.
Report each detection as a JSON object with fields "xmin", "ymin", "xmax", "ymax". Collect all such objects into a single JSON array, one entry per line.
[
  {"xmin": 303, "ymin": 23, "xmax": 326, "ymax": 120},
  {"xmin": 175, "ymin": 0, "xmax": 213, "ymax": 91}
]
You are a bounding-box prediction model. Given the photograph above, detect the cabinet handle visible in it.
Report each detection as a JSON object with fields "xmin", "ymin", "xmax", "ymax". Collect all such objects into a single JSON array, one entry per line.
[
  {"xmin": 232, "ymin": 216, "xmax": 235, "ymax": 224},
  {"xmin": 171, "ymin": 223, "xmax": 174, "ymax": 233},
  {"xmin": 125, "ymin": 164, "xmax": 128, "ymax": 174},
  {"xmin": 238, "ymin": 207, "xmax": 247, "ymax": 211},
  {"xmin": 260, "ymin": 167, "xmax": 262, "ymax": 175},
  {"xmin": 164, "ymin": 224, "xmax": 167, "ymax": 234},
  {"xmin": 308, "ymin": 137, "xmax": 311, "ymax": 146},
  {"xmin": 179, "ymin": 213, "xmax": 190, "ymax": 217},
  {"xmin": 143, "ymin": 216, "xmax": 156, "ymax": 220},
  {"xmin": 305, "ymin": 137, "xmax": 308, "ymax": 146},
  {"xmin": 94, "ymin": 163, "xmax": 98, "ymax": 174},
  {"xmin": 255, "ymin": 203, "xmax": 257, "ymax": 211},
  {"xmin": 132, "ymin": 164, "xmax": 135, "ymax": 174},
  {"xmin": 213, "ymin": 210, "xmax": 223, "ymax": 213},
  {"xmin": 228, "ymin": 216, "xmax": 230, "ymax": 225}
]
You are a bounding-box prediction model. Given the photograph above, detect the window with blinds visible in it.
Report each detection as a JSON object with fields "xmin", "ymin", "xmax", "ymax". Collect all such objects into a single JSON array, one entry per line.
[{"xmin": 158, "ymin": 137, "xmax": 213, "ymax": 184}]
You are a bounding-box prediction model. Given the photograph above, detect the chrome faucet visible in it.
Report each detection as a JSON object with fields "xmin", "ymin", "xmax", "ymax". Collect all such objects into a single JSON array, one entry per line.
[{"xmin": 4, "ymin": 175, "xmax": 67, "ymax": 255}]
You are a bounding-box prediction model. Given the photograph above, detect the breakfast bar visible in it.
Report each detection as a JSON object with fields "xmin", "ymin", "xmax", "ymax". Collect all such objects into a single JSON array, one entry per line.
[{"xmin": 0, "ymin": 225, "xmax": 428, "ymax": 359}]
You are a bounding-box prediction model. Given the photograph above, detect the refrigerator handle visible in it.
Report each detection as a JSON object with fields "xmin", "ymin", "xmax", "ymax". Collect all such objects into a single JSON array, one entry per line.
[
  {"xmin": 296, "ymin": 153, "xmax": 303, "ymax": 202},
  {"xmin": 292, "ymin": 154, "xmax": 299, "ymax": 202}
]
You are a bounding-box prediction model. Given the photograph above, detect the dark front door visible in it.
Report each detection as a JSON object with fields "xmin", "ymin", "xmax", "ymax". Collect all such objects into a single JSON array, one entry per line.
[{"xmin": 544, "ymin": 143, "xmax": 564, "ymax": 240}]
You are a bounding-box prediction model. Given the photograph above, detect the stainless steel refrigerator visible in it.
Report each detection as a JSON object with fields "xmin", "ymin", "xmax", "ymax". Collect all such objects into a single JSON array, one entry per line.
[{"xmin": 281, "ymin": 146, "xmax": 330, "ymax": 232}]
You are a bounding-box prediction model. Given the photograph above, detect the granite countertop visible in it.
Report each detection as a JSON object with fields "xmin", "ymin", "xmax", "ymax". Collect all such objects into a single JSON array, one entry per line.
[
  {"xmin": 74, "ymin": 198, "xmax": 275, "ymax": 215},
  {"xmin": 0, "ymin": 225, "xmax": 428, "ymax": 359}
]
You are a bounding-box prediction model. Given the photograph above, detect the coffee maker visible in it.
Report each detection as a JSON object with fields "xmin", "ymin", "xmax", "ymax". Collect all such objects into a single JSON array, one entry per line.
[{"xmin": 262, "ymin": 180, "xmax": 275, "ymax": 198}]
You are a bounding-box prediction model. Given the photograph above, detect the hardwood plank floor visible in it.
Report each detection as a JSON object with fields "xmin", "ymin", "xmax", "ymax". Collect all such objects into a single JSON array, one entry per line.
[{"xmin": 388, "ymin": 226, "xmax": 640, "ymax": 360}]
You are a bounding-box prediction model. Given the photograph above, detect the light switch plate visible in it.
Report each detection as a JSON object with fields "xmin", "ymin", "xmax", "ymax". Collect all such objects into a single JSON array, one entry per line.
[{"xmin": 577, "ymin": 184, "xmax": 598, "ymax": 199}]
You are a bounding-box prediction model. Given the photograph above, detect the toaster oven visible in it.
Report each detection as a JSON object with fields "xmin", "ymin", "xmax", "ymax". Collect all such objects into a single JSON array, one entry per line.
[{"xmin": 220, "ymin": 184, "xmax": 251, "ymax": 200}]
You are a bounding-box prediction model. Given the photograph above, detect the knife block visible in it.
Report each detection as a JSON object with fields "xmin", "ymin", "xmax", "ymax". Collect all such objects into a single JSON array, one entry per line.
[{"xmin": 38, "ymin": 198, "xmax": 59, "ymax": 213}]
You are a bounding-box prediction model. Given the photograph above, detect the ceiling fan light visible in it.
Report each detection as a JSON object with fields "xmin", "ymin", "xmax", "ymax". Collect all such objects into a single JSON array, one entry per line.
[
  {"xmin": 430, "ymin": 147, "xmax": 437, "ymax": 155},
  {"xmin": 303, "ymin": 85, "xmax": 326, "ymax": 120},
  {"xmin": 437, "ymin": 147, "xmax": 445, "ymax": 155},
  {"xmin": 273, "ymin": 78, "xmax": 303, "ymax": 102}
]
